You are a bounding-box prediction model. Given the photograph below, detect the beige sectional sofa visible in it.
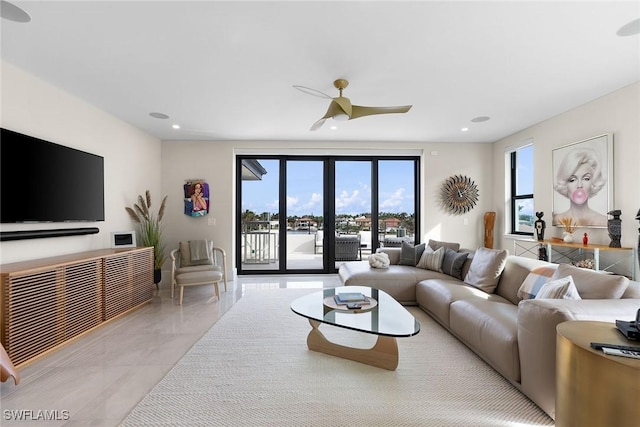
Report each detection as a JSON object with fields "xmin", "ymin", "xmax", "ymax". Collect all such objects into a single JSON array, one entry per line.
[{"xmin": 338, "ymin": 243, "xmax": 640, "ymax": 420}]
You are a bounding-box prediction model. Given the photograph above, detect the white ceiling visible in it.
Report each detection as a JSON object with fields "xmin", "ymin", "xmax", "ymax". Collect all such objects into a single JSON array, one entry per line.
[{"xmin": 1, "ymin": 1, "xmax": 639, "ymax": 143}]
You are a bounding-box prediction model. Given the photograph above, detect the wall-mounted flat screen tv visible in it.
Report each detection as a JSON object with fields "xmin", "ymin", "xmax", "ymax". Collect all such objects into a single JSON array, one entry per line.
[{"xmin": 1, "ymin": 128, "xmax": 105, "ymax": 223}]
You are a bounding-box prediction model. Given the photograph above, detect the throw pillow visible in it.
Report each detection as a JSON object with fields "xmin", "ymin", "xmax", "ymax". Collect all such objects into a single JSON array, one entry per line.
[
  {"xmin": 464, "ymin": 247, "xmax": 508, "ymax": 293},
  {"xmin": 441, "ymin": 248, "xmax": 468, "ymax": 280},
  {"xmin": 399, "ymin": 242, "xmax": 426, "ymax": 266},
  {"xmin": 535, "ymin": 275, "xmax": 582, "ymax": 300},
  {"xmin": 416, "ymin": 246, "xmax": 445, "ymax": 271},
  {"xmin": 551, "ymin": 263, "xmax": 629, "ymax": 299},
  {"xmin": 368, "ymin": 252, "xmax": 390, "ymax": 269},
  {"xmin": 428, "ymin": 239, "xmax": 461, "ymax": 253},
  {"xmin": 517, "ymin": 266, "xmax": 557, "ymax": 300}
]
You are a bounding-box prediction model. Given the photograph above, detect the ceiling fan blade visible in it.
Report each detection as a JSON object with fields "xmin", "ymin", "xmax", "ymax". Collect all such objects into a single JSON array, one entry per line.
[
  {"xmin": 350, "ymin": 105, "xmax": 412, "ymax": 119},
  {"xmin": 310, "ymin": 118, "xmax": 327, "ymax": 131},
  {"xmin": 333, "ymin": 97, "xmax": 352, "ymax": 117},
  {"xmin": 293, "ymin": 85, "xmax": 332, "ymax": 99}
]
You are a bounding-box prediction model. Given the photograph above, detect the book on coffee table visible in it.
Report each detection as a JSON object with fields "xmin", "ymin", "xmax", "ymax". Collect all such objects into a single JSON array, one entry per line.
[{"xmin": 334, "ymin": 292, "xmax": 368, "ymax": 305}]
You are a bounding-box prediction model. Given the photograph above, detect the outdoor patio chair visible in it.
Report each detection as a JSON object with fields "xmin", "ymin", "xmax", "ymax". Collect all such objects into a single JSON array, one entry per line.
[{"xmin": 335, "ymin": 234, "xmax": 362, "ymax": 261}]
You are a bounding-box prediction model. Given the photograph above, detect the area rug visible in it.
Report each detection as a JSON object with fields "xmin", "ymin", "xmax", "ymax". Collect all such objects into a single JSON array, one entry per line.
[{"xmin": 121, "ymin": 289, "xmax": 554, "ymax": 426}]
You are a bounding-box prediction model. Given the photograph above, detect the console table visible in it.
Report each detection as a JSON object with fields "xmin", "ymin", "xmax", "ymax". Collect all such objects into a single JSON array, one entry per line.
[
  {"xmin": 0, "ymin": 247, "xmax": 153, "ymax": 368},
  {"xmin": 513, "ymin": 238, "xmax": 636, "ymax": 279},
  {"xmin": 556, "ymin": 321, "xmax": 640, "ymax": 427}
]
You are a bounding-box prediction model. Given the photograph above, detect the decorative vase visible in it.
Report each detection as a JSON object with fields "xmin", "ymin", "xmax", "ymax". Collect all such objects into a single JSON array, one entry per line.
[
  {"xmin": 484, "ymin": 211, "xmax": 496, "ymax": 248},
  {"xmin": 563, "ymin": 231, "xmax": 574, "ymax": 243},
  {"xmin": 607, "ymin": 210, "xmax": 622, "ymax": 248}
]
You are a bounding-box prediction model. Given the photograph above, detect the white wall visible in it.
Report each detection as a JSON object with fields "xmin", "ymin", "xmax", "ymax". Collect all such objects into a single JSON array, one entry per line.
[
  {"xmin": 492, "ymin": 82, "xmax": 640, "ymax": 255},
  {"xmin": 161, "ymin": 140, "xmax": 494, "ymax": 274},
  {"xmin": 5, "ymin": 58, "xmax": 636, "ymax": 277},
  {"xmin": 0, "ymin": 61, "xmax": 162, "ymax": 264}
]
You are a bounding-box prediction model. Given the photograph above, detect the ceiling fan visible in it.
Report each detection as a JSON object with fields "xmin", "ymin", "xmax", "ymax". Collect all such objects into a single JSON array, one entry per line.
[{"xmin": 293, "ymin": 79, "xmax": 412, "ymax": 131}]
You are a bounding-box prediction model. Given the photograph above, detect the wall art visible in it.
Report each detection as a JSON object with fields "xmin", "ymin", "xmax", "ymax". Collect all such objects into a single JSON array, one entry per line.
[
  {"xmin": 552, "ymin": 134, "xmax": 612, "ymax": 228},
  {"xmin": 184, "ymin": 180, "xmax": 209, "ymax": 217}
]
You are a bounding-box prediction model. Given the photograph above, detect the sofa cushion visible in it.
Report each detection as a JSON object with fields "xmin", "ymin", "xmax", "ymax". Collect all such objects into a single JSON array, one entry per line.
[
  {"xmin": 517, "ymin": 266, "xmax": 556, "ymax": 300},
  {"xmin": 338, "ymin": 262, "xmax": 454, "ymax": 304},
  {"xmin": 399, "ymin": 242, "xmax": 426, "ymax": 266},
  {"xmin": 552, "ymin": 263, "xmax": 629, "ymax": 299},
  {"xmin": 450, "ymin": 299, "xmax": 520, "ymax": 383},
  {"xmin": 535, "ymin": 275, "xmax": 582, "ymax": 299},
  {"xmin": 441, "ymin": 248, "xmax": 468, "ymax": 280},
  {"xmin": 416, "ymin": 279, "xmax": 509, "ymax": 328},
  {"xmin": 428, "ymin": 239, "xmax": 460, "ymax": 252},
  {"xmin": 416, "ymin": 246, "xmax": 445, "ymax": 271},
  {"xmin": 464, "ymin": 247, "xmax": 508, "ymax": 293}
]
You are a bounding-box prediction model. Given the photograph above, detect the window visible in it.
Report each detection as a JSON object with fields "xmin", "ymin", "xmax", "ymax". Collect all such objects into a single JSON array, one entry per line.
[{"xmin": 510, "ymin": 144, "xmax": 534, "ymax": 235}]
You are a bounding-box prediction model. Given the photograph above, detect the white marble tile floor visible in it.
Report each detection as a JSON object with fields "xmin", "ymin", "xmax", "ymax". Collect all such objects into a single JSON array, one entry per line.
[{"xmin": 0, "ymin": 274, "xmax": 341, "ymax": 426}]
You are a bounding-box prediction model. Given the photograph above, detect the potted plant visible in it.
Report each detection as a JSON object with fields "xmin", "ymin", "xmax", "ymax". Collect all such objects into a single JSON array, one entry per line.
[{"xmin": 125, "ymin": 190, "xmax": 168, "ymax": 285}]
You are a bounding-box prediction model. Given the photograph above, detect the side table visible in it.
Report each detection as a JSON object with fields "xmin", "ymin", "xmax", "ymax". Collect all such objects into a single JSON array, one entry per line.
[{"xmin": 556, "ymin": 321, "xmax": 640, "ymax": 427}]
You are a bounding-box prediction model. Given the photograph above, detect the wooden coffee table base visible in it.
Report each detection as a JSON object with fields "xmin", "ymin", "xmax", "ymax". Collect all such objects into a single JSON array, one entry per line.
[{"xmin": 306, "ymin": 319, "xmax": 399, "ymax": 370}]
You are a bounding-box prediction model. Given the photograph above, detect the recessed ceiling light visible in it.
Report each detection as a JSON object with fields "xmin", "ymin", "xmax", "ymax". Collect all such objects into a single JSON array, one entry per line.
[
  {"xmin": 1, "ymin": 0, "xmax": 31, "ymax": 23},
  {"xmin": 330, "ymin": 126, "xmax": 337, "ymax": 130},
  {"xmin": 461, "ymin": 127, "xmax": 469, "ymax": 132},
  {"xmin": 617, "ymin": 18, "xmax": 640, "ymax": 37},
  {"xmin": 149, "ymin": 112, "xmax": 170, "ymax": 119},
  {"xmin": 172, "ymin": 124, "xmax": 181, "ymax": 129},
  {"xmin": 471, "ymin": 116, "xmax": 490, "ymax": 123}
]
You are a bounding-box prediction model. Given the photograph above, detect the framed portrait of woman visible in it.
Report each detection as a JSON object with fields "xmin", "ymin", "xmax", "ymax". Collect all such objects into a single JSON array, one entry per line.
[
  {"xmin": 551, "ymin": 134, "xmax": 613, "ymax": 228},
  {"xmin": 184, "ymin": 180, "xmax": 209, "ymax": 217}
]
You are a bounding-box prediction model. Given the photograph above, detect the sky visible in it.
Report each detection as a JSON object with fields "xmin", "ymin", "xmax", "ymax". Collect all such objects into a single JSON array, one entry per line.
[{"xmin": 241, "ymin": 159, "xmax": 416, "ymax": 218}]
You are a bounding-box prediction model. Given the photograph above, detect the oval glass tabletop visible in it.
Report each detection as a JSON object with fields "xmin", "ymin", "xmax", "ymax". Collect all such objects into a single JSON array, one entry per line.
[{"xmin": 290, "ymin": 286, "xmax": 420, "ymax": 337}]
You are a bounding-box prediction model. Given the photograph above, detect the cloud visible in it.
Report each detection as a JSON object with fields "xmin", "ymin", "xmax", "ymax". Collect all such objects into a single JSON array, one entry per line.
[
  {"xmin": 335, "ymin": 189, "xmax": 360, "ymax": 210},
  {"xmin": 286, "ymin": 196, "xmax": 299, "ymax": 210},
  {"xmin": 380, "ymin": 188, "xmax": 405, "ymax": 209}
]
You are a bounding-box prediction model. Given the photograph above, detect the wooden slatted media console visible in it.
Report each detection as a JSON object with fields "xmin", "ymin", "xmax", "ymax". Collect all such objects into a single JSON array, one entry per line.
[{"xmin": 0, "ymin": 247, "xmax": 153, "ymax": 368}]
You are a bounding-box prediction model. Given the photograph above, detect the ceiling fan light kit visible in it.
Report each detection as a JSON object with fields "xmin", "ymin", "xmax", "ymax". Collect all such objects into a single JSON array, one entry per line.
[{"xmin": 294, "ymin": 79, "xmax": 413, "ymax": 131}]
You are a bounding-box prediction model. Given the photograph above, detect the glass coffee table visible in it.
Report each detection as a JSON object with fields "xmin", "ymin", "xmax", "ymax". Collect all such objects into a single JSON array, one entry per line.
[{"xmin": 290, "ymin": 286, "xmax": 420, "ymax": 370}]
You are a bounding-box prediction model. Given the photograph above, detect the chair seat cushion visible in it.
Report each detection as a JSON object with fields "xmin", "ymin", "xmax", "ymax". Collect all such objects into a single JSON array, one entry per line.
[
  {"xmin": 175, "ymin": 270, "xmax": 222, "ymax": 286},
  {"xmin": 176, "ymin": 264, "xmax": 222, "ymax": 275}
]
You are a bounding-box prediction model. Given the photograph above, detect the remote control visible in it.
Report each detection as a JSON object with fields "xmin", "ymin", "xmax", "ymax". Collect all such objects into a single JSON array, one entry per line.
[
  {"xmin": 602, "ymin": 347, "xmax": 640, "ymax": 360},
  {"xmin": 590, "ymin": 342, "xmax": 640, "ymax": 352}
]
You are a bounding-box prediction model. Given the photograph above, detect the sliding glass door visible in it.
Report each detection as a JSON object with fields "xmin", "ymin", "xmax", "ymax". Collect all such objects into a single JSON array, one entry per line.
[
  {"xmin": 236, "ymin": 156, "xmax": 419, "ymax": 275},
  {"xmin": 286, "ymin": 160, "xmax": 325, "ymax": 271}
]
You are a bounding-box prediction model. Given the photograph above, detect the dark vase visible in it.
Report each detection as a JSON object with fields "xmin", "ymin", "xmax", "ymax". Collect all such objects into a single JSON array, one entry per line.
[
  {"xmin": 153, "ymin": 268, "xmax": 162, "ymax": 286},
  {"xmin": 607, "ymin": 210, "xmax": 622, "ymax": 248}
]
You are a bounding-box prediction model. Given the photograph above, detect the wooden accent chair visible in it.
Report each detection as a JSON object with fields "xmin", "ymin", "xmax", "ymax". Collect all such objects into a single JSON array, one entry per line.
[{"xmin": 170, "ymin": 240, "xmax": 227, "ymax": 305}]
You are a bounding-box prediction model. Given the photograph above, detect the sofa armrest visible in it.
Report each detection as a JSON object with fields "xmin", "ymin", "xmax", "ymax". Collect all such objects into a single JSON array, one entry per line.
[{"xmin": 518, "ymin": 298, "xmax": 640, "ymax": 419}]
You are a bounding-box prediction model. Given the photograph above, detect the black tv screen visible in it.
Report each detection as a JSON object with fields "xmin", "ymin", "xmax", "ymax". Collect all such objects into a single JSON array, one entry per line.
[{"xmin": 1, "ymin": 128, "xmax": 105, "ymax": 223}]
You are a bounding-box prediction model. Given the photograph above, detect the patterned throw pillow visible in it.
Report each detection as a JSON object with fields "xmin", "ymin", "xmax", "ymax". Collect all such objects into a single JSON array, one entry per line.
[
  {"xmin": 535, "ymin": 275, "xmax": 582, "ymax": 300},
  {"xmin": 399, "ymin": 242, "xmax": 426, "ymax": 266},
  {"xmin": 464, "ymin": 247, "xmax": 508, "ymax": 293},
  {"xmin": 441, "ymin": 248, "xmax": 468, "ymax": 280},
  {"xmin": 517, "ymin": 266, "xmax": 556, "ymax": 300},
  {"xmin": 416, "ymin": 246, "xmax": 445, "ymax": 271}
]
